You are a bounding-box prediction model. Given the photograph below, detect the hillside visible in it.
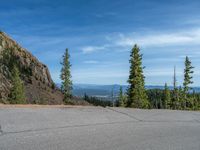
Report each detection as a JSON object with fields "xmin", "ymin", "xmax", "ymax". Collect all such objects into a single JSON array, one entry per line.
[{"xmin": 0, "ymin": 31, "xmax": 63, "ymax": 104}]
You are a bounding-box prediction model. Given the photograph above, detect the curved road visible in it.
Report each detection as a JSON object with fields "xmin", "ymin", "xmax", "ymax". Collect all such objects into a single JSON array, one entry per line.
[{"xmin": 0, "ymin": 106, "xmax": 200, "ymax": 150}]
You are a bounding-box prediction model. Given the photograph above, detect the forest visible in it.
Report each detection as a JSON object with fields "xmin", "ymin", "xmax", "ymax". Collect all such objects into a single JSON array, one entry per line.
[{"xmin": 83, "ymin": 45, "xmax": 200, "ymax": 110}]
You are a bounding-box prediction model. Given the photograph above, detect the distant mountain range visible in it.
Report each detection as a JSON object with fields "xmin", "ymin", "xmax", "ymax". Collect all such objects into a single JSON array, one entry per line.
[
  {"xmin": 72, "ymin": 84, "xmax": 127, "ymax": 97},
  {"xmin": 58, "ymin": 84, "xmax": 200, "ymax": 97}
]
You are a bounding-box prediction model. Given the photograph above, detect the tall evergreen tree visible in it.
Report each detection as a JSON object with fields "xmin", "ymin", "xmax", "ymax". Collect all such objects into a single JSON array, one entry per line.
[
  {"xmin": 127, "ymin": 44, "xmax": 149, "ymax": 108},
  {"xmin": 9, "ymin": 65, "xmax": 26, "ymax": 104},
  {"xmin": 183, "ymin": 56, "xmax": 194, "ymax": 109},
  {"xmin": 118, "ymin": 86, "xmax": 125, "ymax": 107},
  {"xmin": 163, "ymin": 83, "xmax": 171, "ymax": 109},
  {"xmin": 60, "ymin": 48, "xmax": 73, "ymax": 104}
]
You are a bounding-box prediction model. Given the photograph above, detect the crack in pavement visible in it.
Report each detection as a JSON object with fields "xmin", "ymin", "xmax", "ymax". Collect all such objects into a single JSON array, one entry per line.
[
  {"xmin": 0, "ymin": 125, "xmax": 3, "ymax": 135},
  {"xmin": 106, "ymin": 107, "xmax": 143, "ymax": 121},
  {"xmin": 0, "ymin": 120, "xmax": 137, "ymax": 137},
  {"xmin": 105, "ymin": 107, "xmax": 200, "ymax": 124},
  {"xmin": 1, "ymin": 119, "xmax": 199, "ymax": 137},
  {"xmin": 191, "ymin": 113, "xmax": 200, "ymax": 123},
  {"xmin": 193, "ymin": 119, "xmax": 200, "ymax": 123},
  {"xmin": 1, "ymin": 108, "xmax": 199, "ymax": 137}
]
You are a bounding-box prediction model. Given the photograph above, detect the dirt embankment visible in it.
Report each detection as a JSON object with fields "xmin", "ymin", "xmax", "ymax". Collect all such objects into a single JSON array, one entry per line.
[{"xmin": 0, "ymin": 104, "xmax": 94, "ymax": 108}]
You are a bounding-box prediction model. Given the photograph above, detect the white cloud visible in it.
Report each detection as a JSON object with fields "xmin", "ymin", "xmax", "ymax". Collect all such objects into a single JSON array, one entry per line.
[
  {"xmin": 179, "ymin": 52, "xmax": 200, "ymax": 59},
  {"xmin": 145, "ymin": 69, "xmax": 182, "ymax": 77},
  {"xmin": 82, "ymin": 45, "xmax": 107, "ymax": 54},
  {"xmin": 144, "ymin": 57, "xmax": 182, "ymax": 63},
  {"xmin": 83, "ymin": 60, "xmax": 99, "ymax": 64},
  {"xmin": 81, "ymin": 28, "xmax": 200, "ymax": 55},
  {"xmin": 115, "ymin": 28, "xmax": 200, "ymax": 48}
]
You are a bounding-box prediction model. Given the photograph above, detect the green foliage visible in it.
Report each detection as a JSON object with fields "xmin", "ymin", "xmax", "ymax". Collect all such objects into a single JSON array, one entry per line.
[
  {"xmin": 146, "ymin": 56, "xmax": 198, "ymax": 111},
  {"xmin": 60, "ymin": 48, "xmax": 73, "ymax": 104},
  {"xmin": 127, "ymin": 44, "xmax": 149, "ymax": 108},
  {"xmin": 51, "ymin": 82, "xmax": 56, "ymax": 89},
  {"xmin": 183, "ymin": 56, "xmax": 194, "ymax": 93},
  {"xmin": 84, "ymin": 93, "xmax": 112, "ymax": 107},
  {"xmin": 118, "ymin": 86, "xmax": 126, "ymax": 107},
  {"xmin": 147, "ymin": 89, "xmax": 164, "ymax": 109},
  {"xmin": 183, "ymin": 56, "xmax": 194, "ymax": 109},
  {"xmin": 192, "ymin": 92, "xmax": 200, "ymax": 110},
  {"xmin": 0, "ymin": 48, "xmax": 27, "ymax": 104},
  {"xmin": 1, "ymin": 48, "xmax": 32, "ymax": 77},
  {"xmin": 1, "ymin": 49, "xmax": 15, "ymax": 73},
  {"xmin": 164, "ymin": 83, "xmax": 171, "ymax": 109},
  {"xmin": 171, "ymin": 87, "xmax": 180, "ymax": 109},
  {"xmin": 9, "ymin": 65, "xmax": 26, "ymax": 104}
]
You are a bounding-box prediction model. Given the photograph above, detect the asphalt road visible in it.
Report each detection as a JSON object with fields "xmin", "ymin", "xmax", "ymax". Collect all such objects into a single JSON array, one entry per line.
[{"xmin": 0, "ymin": 106, "xmax": 200, "ymax": 150}]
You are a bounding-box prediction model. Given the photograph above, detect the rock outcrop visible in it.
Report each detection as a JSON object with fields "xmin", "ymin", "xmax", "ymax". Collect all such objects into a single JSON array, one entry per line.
[{"xmin": 0, "ymin": 31, "xmax": 63, "ymax": 104}]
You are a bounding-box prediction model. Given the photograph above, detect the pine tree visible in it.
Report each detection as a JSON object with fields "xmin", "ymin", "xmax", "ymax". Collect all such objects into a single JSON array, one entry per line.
[
  {"xmin": 9, "ymin": 65, "xmax": 26, "ymax": 104},
  {"xmin": 60, "ymin": 48, "xmax": 73, "ymax": 104},
  {"xmin": 183, "ymin": 56, "xmax": 194, "ymax": 109},
  {"xmin": 118, "ymin": 86, "xmax": 125, "ymax": 107},
  {"xmin": 163, "ymin": 83, "xmax": 171, "ymax": 109},
  {"xmin": 127, "ymin": 44, "xmax": 149, "ymax": 108}
]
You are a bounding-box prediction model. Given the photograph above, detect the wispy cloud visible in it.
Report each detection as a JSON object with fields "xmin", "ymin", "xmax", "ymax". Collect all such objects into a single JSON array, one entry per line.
[
  {"xmin": 115, "ymin": 28, "xmax": 200, "ymax": 48},
  {"xmin": 82, "ymin": 45, "xmax": 108, "ymax": 54},
  {"xmin": 145, "ymin": 69, "xmax": 183, "ymax": 77},
  {"xmin": 144, "ymin": 57, "xmax": 182, "ymax": 63},
  {"xmin": 81, "ymin": 28, "xmax": 200, "ymax": 55},
  {"xmin": 179, "ymin": 52, "xmax": 200, "ymax": 59},
  {"xmin": 83, "ymin": 60, "xmax": 99, "ymax": 64}
]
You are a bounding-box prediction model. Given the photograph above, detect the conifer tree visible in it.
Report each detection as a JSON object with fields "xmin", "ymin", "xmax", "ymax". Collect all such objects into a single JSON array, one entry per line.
[
  {"xmin": 127, "ymin": 44, "xmax": 149, "ymax": 108},
  {"xmin": 183, "ymin": 56, "xmax": 194, "ymax": 109},
  {"xmin": 9, "ymin": 65, "xmax": 26, "ymax": 104},
  {"xmin": 60, "ymin": 48, "xmax": 73, "ymax": 104},
  {"xmin": 118, "ymin": 86, "xmax": 125, "ymax": 107},
  {"xmin": 163, "ymin": 83, "xmax": 171, "ymax": 109}
]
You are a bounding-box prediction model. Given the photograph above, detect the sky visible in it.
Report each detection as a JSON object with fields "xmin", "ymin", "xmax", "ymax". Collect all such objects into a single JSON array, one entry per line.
[{"xmin": 1, "ymin": 0, "xmax": 200, "ymax": 86}]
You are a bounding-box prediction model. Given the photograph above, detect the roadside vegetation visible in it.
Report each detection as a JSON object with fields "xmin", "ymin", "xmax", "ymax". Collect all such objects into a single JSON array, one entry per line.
[
  {"xmin": 1, "ymin": 43, "xmax": 200, "ymax": 110},
  {"xmin": 60, "ymin": 48, "xmax": 73, "ymax": 104},
  {"xmin": 83, "ymin": 94, "xmax": 113, "ymax": 107},
  {"xmin": 115, "ymin": 44, "xmax": 199, "ymax": 110},
  {"xmin": 83, "ymin": 44, "xmax": 200, "ymax": 110}
]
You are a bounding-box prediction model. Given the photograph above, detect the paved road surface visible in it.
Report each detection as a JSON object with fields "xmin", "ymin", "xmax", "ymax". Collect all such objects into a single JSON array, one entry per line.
[{"xmin": 0, "ymin": 106, "xmax": 200, "ymax": 150}]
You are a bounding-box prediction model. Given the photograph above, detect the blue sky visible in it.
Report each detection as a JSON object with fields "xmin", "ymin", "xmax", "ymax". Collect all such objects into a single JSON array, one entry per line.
[{"xmin": 1, "ymin": 0, "xmax": 200, "ymax": 86}]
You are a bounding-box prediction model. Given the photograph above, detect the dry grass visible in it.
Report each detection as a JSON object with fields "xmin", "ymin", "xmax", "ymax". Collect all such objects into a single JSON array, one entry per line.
[{"xmin": 0, "ymin": 104, "xmax": 93, "ymax": 109}]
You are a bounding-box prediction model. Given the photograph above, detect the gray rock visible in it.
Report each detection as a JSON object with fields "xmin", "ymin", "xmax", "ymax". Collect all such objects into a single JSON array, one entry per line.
[{"xmin": 0, "ymin": 32, "xmax": 63, "ymax": 104}]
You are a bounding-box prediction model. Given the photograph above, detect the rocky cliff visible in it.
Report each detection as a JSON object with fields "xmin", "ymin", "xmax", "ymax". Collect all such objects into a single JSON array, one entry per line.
[{"xmin": 0, "ymin": 31, "xmax": 63, "ymax": 104}]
